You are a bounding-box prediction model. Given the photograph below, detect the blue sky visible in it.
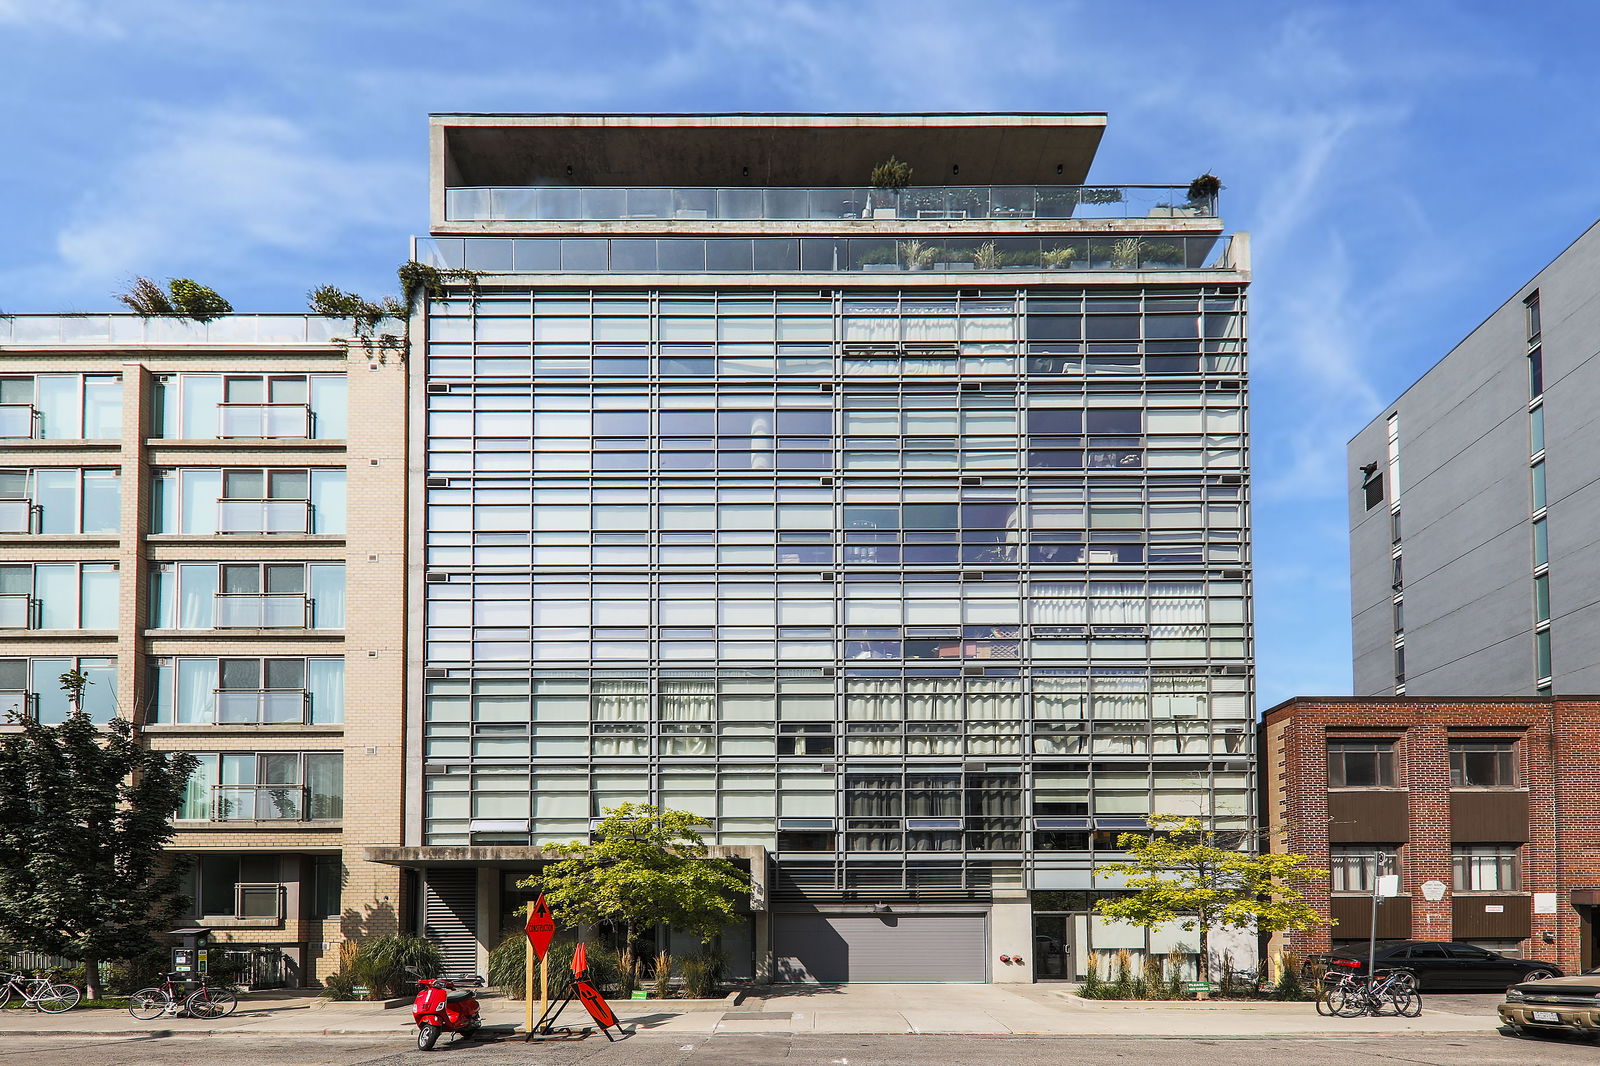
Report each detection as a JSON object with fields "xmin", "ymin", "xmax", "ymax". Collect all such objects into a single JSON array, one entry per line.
[{"xmin": 4, "ymin": 0, "xmax": 1599, "ymax": 708}]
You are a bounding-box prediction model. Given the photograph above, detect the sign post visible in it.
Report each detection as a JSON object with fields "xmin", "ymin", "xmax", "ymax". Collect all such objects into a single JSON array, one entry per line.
[
  {"xmin": 523, "ymin": 894, "xmax": 556, "ymax": 1037},
  {"xmin": 1369, "ymin": 873, "xmax": 1400, "ymax": 978}
]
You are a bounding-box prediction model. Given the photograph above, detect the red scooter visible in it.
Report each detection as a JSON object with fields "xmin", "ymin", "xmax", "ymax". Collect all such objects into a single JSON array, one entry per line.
[{"xmin": 409, "ymin": 971, "xmax": 483, "ymax": 1050}]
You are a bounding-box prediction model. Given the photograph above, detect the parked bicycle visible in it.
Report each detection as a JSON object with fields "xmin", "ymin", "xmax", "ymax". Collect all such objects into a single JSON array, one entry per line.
[
  {"xmin": 1317, "ymin": 963, "xmax": 1421, "ymax": 1018},
  {"xmin": 0, "ymin": 970, "xmax": 81, "ymax": 1013},
  {"xmin": 128, "ymin": 972, "xmax": 240, "ymax": 1020}
]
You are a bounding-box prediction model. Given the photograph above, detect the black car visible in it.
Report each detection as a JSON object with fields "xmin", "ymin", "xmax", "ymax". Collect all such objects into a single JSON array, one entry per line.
[{"xmin": 1326, "ymin": 941, "xmax": 1561, "ymax": 991}]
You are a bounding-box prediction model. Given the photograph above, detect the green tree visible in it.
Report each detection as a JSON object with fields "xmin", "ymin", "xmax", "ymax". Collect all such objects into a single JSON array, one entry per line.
[
  {"xmin": 1092, "ymin": 815, "xmax": 1326, "ymax": 984},
  {"xmin": 521, "ymin": 804, "xmax": 751, "ymax": 976},
  {"xmin": 0, "ymin": 673, "xmax": 198, "ymax": 999}
]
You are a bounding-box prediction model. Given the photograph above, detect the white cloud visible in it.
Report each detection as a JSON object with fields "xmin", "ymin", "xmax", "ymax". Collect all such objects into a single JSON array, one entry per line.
[
  {"xmin": 49, "ymin": 107, "xmax": 415, "ymax": 298},
  {"xmin": 0, "ymin": 0, "xmax": 122, "ymax": 35}
]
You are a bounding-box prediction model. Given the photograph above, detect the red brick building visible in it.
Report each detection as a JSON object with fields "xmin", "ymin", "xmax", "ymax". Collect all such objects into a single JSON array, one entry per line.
[{"xmin": 1261, "ymin": 697, "xmax": 1600, "ymax": 974}]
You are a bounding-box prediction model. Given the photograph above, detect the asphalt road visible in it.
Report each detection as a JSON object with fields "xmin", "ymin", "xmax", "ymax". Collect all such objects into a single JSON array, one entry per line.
[{"xmin": 0, "ymin": 1031, "xmax": 1592, "ymax": 1066}]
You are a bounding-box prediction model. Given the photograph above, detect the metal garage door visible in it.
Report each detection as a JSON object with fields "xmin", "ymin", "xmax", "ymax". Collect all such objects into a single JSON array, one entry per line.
[{"xmin": 772, "ymin": 913, "xmax": 988, "ymax": 983}]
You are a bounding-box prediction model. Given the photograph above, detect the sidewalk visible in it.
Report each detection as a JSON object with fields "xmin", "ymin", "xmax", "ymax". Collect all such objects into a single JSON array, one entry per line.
[{"xmin": 0, "ymin": 984, "xmax": 1504, "ymax": 1039}]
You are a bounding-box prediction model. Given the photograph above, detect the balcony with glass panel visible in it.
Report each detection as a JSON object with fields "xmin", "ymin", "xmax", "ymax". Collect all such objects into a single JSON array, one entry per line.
[
  {"xmin": 217, "ymin": 499, "xmax": 313, "ymax": 534},
  {"xmin": 417, "ymin": 233, "xmax": 1235, "ymax": 275},
  {"xmin": 0, "ymin": 314, "xmax": 388, "ymax": 347},
  {"xmin": 0, "ymin": 404, "xmax": 39, "ymax": 439},
  {"xmin": 211, "ymin": 784, "xmax": 312, "ymax": 820},
  {"xmin": 443, "ymin": 184, "xmax": 1218, "ymax": 223},
  {"xmin": 0, "ymin": 595, "xmax": 36, "ymax": 629},
  {"xmin": 0, "ymin": 499, "xmax": 35, "ymax": 534},
  {"xmin": 212, "ymin": 689, "xmax": 312, "ymax": 724},
  {"xmin": 214, "ymin": 593, "xmax": 312, "ymax": 628},
  {"xmin": 218, "ymin": 404, "xmax": 312, "ymax": 439}
]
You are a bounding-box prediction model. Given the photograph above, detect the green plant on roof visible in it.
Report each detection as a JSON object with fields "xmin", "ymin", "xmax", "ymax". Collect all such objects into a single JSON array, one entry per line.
[
  {"xmin": 869, "ymin": 155, "xmax": 913, "ymax": 190},
  {"xmin": 115, "ymin": 277, "xmax": 233, "ymax": 322}
]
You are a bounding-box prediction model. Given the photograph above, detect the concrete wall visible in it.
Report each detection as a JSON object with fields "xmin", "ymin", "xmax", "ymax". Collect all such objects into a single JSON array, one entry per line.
[{"xmin": 1350, "ymin": 221, "xmax": 1600, "ymax": 696}]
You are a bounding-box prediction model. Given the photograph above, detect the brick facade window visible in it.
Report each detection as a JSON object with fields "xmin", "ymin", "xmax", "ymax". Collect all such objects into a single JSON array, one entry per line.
[
  {"xmin": 1452, "ymin": 844, "xmax": 1519, "ymax": 891},
  {"xmin": 1449, "ymin": 741, "xmax": 1517, "ymax": 787},
  {"xmin": 1327, "ymin": 739, "xmax": 1396, "ymax": 787},
  {"xmin": 1330, "ymin": 845, "xmax": 1399, "ymax": 892}
]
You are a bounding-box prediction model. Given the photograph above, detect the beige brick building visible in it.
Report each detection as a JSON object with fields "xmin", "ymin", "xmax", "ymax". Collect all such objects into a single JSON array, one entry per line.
[{"xmin": 0, "ymin": 315, "xmax": 408, "ymax": 986}]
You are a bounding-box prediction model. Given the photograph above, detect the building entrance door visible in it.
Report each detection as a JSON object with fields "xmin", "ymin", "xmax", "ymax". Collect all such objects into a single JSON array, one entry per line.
[{"xmin": 1033, "ymin": 915, "xmax": 1073, "ymax": 979}]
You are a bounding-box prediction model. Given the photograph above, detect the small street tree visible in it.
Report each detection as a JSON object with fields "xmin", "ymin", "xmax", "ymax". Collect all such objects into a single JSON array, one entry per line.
[
  {"xmin": 1092, "ymin": 814, "xmax": 1326, "ymax": 984},
  {"xmin": 0, "ymin": 671, "xmax": 197, "ymax": 999},
  {"xmin": 522, "ymin": 804, "xmax": 751, "ymax": 976}
]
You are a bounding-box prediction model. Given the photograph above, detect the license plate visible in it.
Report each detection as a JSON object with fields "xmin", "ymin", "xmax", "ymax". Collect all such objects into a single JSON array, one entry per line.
[{"xmin": 1532, "ymin": 1010, "xmax": 1561, "ymax": 1023}]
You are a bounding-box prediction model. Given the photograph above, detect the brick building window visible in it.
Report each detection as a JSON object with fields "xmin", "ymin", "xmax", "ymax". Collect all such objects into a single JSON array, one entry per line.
[
  {"xmin": 1449, "ymin": 741, "xmax": 1517, "ymax": 787},
  {"xmin": 1330, "ymin": 845, "xmax": 1399, "ymax": 892},
  {"xmin": 1452, "ymin": 844, "xmax": 1519, "ymax": 891},
  {"xmin": 1327, "ymin": 739, "xmax": 1396, "ymax": 787}
]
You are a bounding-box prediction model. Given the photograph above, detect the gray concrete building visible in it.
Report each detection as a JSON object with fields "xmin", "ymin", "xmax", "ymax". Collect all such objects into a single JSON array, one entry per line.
[
  {"xmin": 390, "ymin": 113, "xmax": 1256, "ymax": 983},
  {"xmin": 1350, "ymin": 220, "xmax": 1600, "ymax": 697}
]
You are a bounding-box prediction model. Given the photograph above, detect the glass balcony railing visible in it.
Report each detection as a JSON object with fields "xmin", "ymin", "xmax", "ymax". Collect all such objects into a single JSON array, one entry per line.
[
  {"xmin": 218, "ymin": 403, "xmax": 312, "ymax": 439},
  {"xmin": 211, "ymin": 784, "xmax": 313, "ymax": 821},
  {"xmin": 418, "ymin": 234, "xmax": 1232, "ymax": 275},
  {"xmin": 215, "ymin": 594, "xmax": 312, "ymax": 629},
  {"xmin": 0, "ymin": 314, "xmax": 401, "ymax": 346},
  {"xmin": 0, "ymin": 499, "xmax": 34, "ymax": 534},
  {"xmin": 217, "ymin": 499, "xmax": 313, "ymax": 535},
  {"xmin": 0, "ymin": 404, "xmax": 39, "ymax": 438},
  {"xmin": 212, "ymin": 689, "xmax": 312, "ymax": 724},
  {"xmin": 0, "ymin": 595, "xmax": 35, "ymax": 629},
  {"xmin": 443, "ymin": 184, "xmax": 1218, "ymax": 223}
]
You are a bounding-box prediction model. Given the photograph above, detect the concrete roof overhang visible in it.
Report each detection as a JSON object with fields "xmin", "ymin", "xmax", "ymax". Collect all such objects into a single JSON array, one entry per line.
[{"xmin": 432, "ymin": 112, "xmax": 1108, "ymax": 189}]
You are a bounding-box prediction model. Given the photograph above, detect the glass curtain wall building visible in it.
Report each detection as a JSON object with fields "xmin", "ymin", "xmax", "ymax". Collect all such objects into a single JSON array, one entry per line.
[{"xmin": 404, "ymin": 114, "xmax": 1254, "ymax": 983}]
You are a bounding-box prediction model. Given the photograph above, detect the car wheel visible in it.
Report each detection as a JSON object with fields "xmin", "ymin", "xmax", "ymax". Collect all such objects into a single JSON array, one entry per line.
[{"xmin": 1522, "ymin": 969, "xmax": 1555, "ymax": 982}]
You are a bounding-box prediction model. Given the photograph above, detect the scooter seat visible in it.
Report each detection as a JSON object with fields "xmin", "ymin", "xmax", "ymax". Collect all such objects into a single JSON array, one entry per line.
[{"xmin": 445, "ymin": 989, "xmax": 475, "ymax": 1003}]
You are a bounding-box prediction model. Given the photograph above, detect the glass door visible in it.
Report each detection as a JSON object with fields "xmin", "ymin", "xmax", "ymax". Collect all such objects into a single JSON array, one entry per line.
[{"xmin": 1033, "ymin": 915, "xmax": 1072, "ymax": 979}]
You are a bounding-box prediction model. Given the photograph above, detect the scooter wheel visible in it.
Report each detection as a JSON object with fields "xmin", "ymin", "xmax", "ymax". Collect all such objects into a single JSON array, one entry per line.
[{"xmin": 417, "ymin": 1023, "xmax": 442, "ymax": 1051}]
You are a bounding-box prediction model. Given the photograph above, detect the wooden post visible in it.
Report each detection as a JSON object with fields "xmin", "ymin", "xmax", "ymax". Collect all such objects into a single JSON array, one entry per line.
[
  {"xmin": 524, "ymin": 940, "xmax": 535, "ymax": 1034},
  {"xmin": 540, "ymin": 951, "xmax": 549, "ymax": 1025}
]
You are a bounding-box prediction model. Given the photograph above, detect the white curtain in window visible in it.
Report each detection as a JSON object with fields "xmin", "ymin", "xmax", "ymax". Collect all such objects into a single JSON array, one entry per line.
[
  {"xmin": 845, "ymin": 694, "xmax": 900, "ymax": 720},
  {"xmin": 310, "ymin": 471, "xmax": 346, "ymax": 534},
  {"xmin": 661, "ymin": 682, "xmax": 715, "ymax": 721},
  {"xmin": 593, "ymin": 681, "xmax": 649, "ymax": 721},
  {"xmin": 846, "ymin": 736, "xmax": 900, "ymax": 755},
  {"xmin": 307, "ymin": 659, "xmax": 344, "ymax": 725},
  {"xmin": 180, "ymin": 470, "xmax": 221, "ymax": 535},
  {"xmin": 181, "ymin": 754, "xmax": 217, "ymax": 820},
  {"xmin": 177, "ymin": 658, "xmax": 218, "ymax": 724},
  {"xmin": 179, "ymin": 564, "xmax": 218, "ymax": 628},
  {"xmin": 1031, "ymin": 583, "xmax": 1085, "ymax": 624},
  {"xmin": 310, "ymin": 564, "xmax": 345, "ymax": 628}
]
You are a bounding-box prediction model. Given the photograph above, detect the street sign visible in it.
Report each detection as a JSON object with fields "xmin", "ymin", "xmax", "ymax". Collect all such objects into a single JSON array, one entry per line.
[
  {"xmin": 1420, "ymin": 879, "xmax": 1447, "ymax": 902},
  {"xmin": 1375, "ymin": 874, "xmax": 1400, "ymax": 898},
  {"xmin": 576, "ymin": 980, "xmax": 619, "ymax": 1029},
  {"xmin": 525, "ymin": 894, "xmax": 556, "ymax": 959}
]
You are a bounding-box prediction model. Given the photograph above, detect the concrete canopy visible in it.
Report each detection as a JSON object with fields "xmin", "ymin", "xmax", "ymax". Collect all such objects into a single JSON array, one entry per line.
[{"xmin": 434, "ymin": 113, "xmax": 1109, "ymax": 189}]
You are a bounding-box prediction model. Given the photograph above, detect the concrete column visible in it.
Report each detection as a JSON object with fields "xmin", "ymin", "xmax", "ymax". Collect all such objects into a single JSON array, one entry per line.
[{"xmin": 990, "ymin": 896, "xmax": 1034, "ymax": 983}]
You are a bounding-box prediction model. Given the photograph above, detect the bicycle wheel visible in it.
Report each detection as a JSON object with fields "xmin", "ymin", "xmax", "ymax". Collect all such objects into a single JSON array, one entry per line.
[
  {"xmin": 186, "ymin": 988, "xmax": 238, "ymax": 1019},
  {"xmin": 1390, "ymin": 989, "xmax": 1422, "ymax": 1018},
  {"xmin": 1334, "ymin": 985, "xmax": 1369, "ymax": 1018},
  {"xmin": 128, "ymin": 988, "xmax": 169, "ymax": 1021},
  {"xmin": 34, "ymin": 983, "xmax": 80, "ymax": 1013}
]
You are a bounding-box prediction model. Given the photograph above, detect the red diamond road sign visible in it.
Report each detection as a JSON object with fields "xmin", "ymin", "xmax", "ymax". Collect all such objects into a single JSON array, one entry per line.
[{"xmin": 524, "ymin": 894, "xmax": 556, "ymax": 959}]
